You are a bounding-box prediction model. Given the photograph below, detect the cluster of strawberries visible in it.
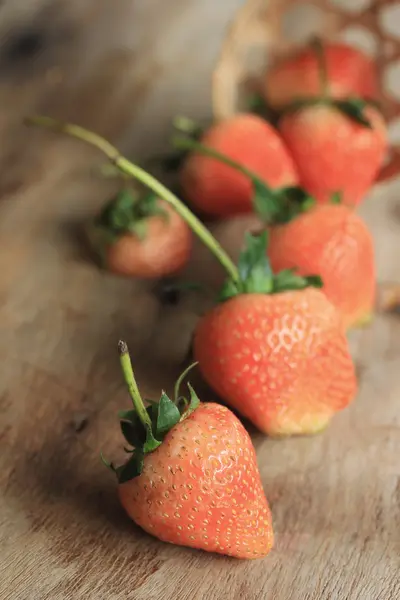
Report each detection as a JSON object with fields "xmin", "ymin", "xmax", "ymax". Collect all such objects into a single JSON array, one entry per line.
[
  {"xmin": 27, "ymin": 40, "xmax": 388, "ymax": 561},
  {"xmin": 93, "ymin": 40, "xmax": 385, "ymax": 331}
]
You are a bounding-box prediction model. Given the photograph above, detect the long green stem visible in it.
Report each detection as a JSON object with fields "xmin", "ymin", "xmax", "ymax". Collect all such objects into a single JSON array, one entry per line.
[
  {"xmin": 118, "ymin": 340, "xmax": 153, "ymax": 430},
  {"xmin": 24, "ymin": 115, "xmax": 239, "ymax": 282}
]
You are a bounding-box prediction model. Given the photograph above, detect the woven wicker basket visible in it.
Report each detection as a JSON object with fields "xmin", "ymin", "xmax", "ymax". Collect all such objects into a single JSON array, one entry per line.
[{"xmin": 212, "ymin": 0, "xmax": 400, "ymax": 183}]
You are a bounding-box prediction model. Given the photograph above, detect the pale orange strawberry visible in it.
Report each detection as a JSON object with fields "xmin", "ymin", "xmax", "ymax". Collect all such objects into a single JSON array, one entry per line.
[
  {"xmin": 268, "ymin": 204, "xmax": 375, "ymax": 329},
  {"xmin": 110, "ymin": 342, "xmax": 273, "ymax": 559},
  {"xmin": 87, "ymin": 190, "xmax": 191, "ymax": 279},
  {"xmin": 119, "ymin": 402, "xmax": 273, "ymax": 558},
  {"xmin": 279, "ymin": 104, "xmax": 387, "ymax": 207},
  {"xmin": 264, "ymin": 41, "xmax": 378, "ymax": 111},
  {"xmin": 179, "ymin": 113, "xmax": 299, "ymax": 218},
  {"xmin": 193, "ymin": 233, "xmax": 357, "ymax": 436},
  {"xmin": 194, "ymin": 288, "xmax": 356, "ymax": 436}
]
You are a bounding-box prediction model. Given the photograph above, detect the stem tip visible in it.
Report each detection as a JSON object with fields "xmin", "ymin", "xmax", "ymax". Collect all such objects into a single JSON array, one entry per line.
[{"xmin": 118, "ymin": 340, "xmax": 128, "ymax": 355}]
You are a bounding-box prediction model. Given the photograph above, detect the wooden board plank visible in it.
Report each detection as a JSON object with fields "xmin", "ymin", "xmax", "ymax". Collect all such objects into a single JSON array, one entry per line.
[
  {"xmin": 0, "ymin": 2, "xmax": 399, "ymax": 599},
  {"xmin": 2, "ymin": 174, "xmax": 399, "ymax": 600}
]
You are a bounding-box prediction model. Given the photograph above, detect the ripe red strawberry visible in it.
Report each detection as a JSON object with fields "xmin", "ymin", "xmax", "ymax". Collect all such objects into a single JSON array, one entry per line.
[
  {"xmin": 279, "ymin": 103, "xmax": 387, "ymax": 207},
  {"xmin": 194, "ymin": 233, "xmax": 357, "ymax": 436},
  {"xmin": 86, "ymin": 189, "xmax": 191, "ymax": 278},
  {"xmin": 108, "ymin": 341, "xmax": 274, "ymax": 559},
  {"xmin": 267, "ymin": 203, "xmax": 375, "ymax": 330},
  {"xmin": 264, "ymin": 41, "xmax": 378, "ymax": 111},
  {"xmin": 178, "ymin": 113, "xmax": 299, "ymax": 218}
]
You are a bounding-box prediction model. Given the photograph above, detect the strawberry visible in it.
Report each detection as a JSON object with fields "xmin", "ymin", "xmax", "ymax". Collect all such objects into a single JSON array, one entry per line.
[
  {"xmin": 106, "ymin": 342, "xmax": 274, "ymax": 559},
  {"xmin": 264, "ymin": 40, "xmax": 378, "ymax": 111},
  {"xmin": 267, "ymin": 203, "xmax": 376, "ymax": 329},
  {"xmin": 177, "ymin": 113, "xmax": 299, "ymax": 218},
  {"xmin": 86, "ymin": 189, "xmax": 191, "ymax": 278},
  {"xmin": 279, "ymin": 102, "xmax": 387, "ymax": 207},
  {"xmin": 193, "ymin": 232, "xmax": 357, "ymax": 437}
]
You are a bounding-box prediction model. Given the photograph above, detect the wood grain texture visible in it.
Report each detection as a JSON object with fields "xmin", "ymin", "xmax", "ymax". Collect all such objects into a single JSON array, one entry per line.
[{"xmin": 0, "ymin": 1, "xmax": 399, "ymax": 599}]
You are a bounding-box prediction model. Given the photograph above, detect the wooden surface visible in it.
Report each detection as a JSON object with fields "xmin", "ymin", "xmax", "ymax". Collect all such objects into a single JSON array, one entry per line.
[{"xmin": 0, "ymin": 2, "xmax": 400, "ymax": 599}]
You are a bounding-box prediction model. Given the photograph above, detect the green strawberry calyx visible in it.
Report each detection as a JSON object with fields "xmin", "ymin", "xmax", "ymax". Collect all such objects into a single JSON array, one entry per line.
[
  {"xmin": 282, "ymin": 96, "xmax": 379, "ymax": 129},
  {"xmin": 102, "ymin": 341, "xmax": 200, "ymax": 484},
  {"xmin": 86, "ymin": 188, "xmax": 168, "ymax": 266},
  {"xmin": 97, "ymin": 188, "xmax": 168, "ymax": 241},
  {"xmin": 253, "ymin": 181, "xmax": 316, "ymax": 224},
  {"xmin": 172, "ymin": 129, "xmax": 315, "ymax": 224},
  {"xmin": 330, "ymin": 191, "xmax": 343, "ymax": 205},
  {"xmin": 219, "ymin": 230, "xmax": 323, "ymax": 302}
]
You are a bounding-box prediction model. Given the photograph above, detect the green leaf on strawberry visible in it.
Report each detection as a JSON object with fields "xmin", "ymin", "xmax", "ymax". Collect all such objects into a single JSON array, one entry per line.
[
  {"xmin": 120, "ymin": 418, "xmax": 145, "ymax": 449},
  {"xmin": 237, "ymin": 231, "xmax": 273, "ymax": 293},
  {"xmin": 186, "ymin": 383, "xmax": 200, "ymax": 414},
  {"xmin": 273, "ymin": 269, "xmax": 323, "ymax": 293},
  {"xmin": 99, "ymin": 188, "xmax": 136, "ymax": 232},
  {"xmin": 330, "ymin": 191, "xmax": 343, "ymax": 205},
  {"xmin": 96, "ymin": 189, "xmax": 168, "ymax": 242},
  {"xmin": 154, "ymin": 392, "xmax": 181, "ymax": 438},
  {"xmin": 282, "ymin": 96, "xmax": 377, "ymax": 128},
  {"xmin": 252, "ymin": 179, "xmax": 284, "ymax": 223},
  {"xmin": 250, "ymin": 177, "xmax": 313, "ymax": 224},
  {"xmin": 116, "ymin": 449, "xmax": 145, "ymax": 484},
  {"xmin": 282, "ymin": 186, "xmax": 315, "ymax": 209},
  {"xmin": 334, "ymin": 98, "xmax": 372, "ymax": 128},
  {"xmin": 271, "ymin": 185, "xmax": 316, "ymax": 223},
  {"xmin": 219, "ymin": 230, "xmax": 323, "ymax": 302}
]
